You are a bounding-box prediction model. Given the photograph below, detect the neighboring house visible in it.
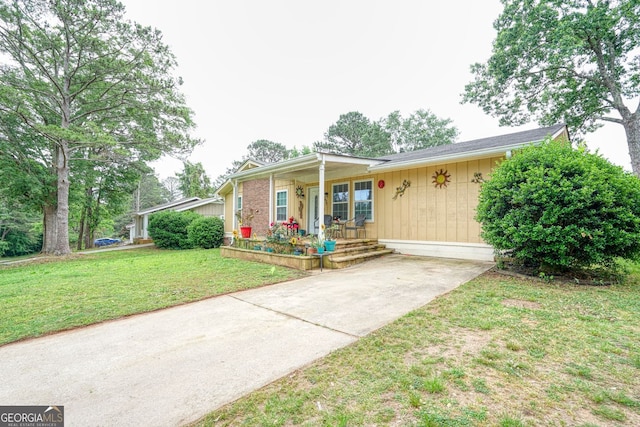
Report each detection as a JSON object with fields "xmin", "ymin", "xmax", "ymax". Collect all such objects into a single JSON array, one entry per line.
[
  {"xmin": 215, "ymin": 124, "xmax": 569, "ymax": 261},
  {"xmin": 129, "ymin": 196, "xmax": 225, "ymax": 243}
]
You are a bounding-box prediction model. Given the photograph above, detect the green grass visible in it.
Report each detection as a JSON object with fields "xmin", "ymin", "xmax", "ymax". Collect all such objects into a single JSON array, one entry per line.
[
  {"xmin": 0, "ymin": 247, "xmax": 306, "ymax": 345},
  {"xmin": 193, "ymin": 265, "xmax": 640, "ymax": 426},
  {"xmin": 3, "ymin": 249, "xmax": 639, "ymax": 425}
]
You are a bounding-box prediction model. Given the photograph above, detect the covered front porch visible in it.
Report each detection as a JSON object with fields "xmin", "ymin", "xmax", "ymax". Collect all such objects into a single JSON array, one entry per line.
[{"xmin": 219, "ymin": 153, "xmax": 383, "ymax": 243}]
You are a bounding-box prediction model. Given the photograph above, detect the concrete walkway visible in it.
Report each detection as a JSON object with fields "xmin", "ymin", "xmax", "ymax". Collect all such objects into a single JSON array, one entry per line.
[{"xmin": 0, "ymin": 254, "xmax": 493, "ymax": 426}]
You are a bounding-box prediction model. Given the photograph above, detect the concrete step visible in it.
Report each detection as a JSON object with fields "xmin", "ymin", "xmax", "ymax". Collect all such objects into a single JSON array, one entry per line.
[{"xmin": 323, "ymin": 239, "xmax": 395, "ymax": 269}]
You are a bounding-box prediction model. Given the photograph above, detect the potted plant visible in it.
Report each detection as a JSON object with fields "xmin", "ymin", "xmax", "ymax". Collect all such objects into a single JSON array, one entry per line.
[
  {"xmin": 315, "ymin": 234, "xmax": 326, "ymax": 254},
  {"xmin": 324, "ymin": 238, "xmax": 336, "ymax": 252},
  {"xmin": 236, "ymin": 208, "xmax": 257, "ymax": 238},
  {"xmin": 307, "ymin": 235, "xmax": 322, "ymax": 254}
]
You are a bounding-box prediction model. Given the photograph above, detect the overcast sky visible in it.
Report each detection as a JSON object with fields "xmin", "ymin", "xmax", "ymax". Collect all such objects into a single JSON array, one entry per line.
[{"xmin": 121, "ymin": 0, "xmax": 632, "ymax": 181}]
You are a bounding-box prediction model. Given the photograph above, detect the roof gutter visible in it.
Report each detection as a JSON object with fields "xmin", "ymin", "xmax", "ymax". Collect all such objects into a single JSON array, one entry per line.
[
  {"xmin": 226, "ymin": 153, "xmax": 321, "ymax": 180},
  {"xmin": 369, "ymin": 140, "xmax": 551, "ymax": 173}
]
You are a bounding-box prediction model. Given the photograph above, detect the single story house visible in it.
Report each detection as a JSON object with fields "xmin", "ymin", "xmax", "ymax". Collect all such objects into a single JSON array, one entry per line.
[
  {"xmin": 215, "ymin": 124, "xmax": 570, "ymax": 261},
  {"xmin": 129, "ymin": 196, "xmax": 225, "ymax": 243}
]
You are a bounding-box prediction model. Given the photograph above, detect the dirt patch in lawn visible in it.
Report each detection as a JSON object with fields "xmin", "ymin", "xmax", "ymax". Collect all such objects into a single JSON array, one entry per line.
[{"xmin": 502, "ymin": 298, "xmax": 542, "ymax": 310}]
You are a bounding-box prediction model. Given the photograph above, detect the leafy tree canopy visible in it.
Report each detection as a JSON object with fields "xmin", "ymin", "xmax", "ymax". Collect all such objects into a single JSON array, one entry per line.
[
  {"xmin": 245, "ymin": 139, "xmax": 290, "ymax": 163},
  {"xmin": 381, "ymin": 109, "xmax": 460, "ymax": 152},
  {"xmin": 177, "ymin": 161, "xmax": 213, "ymax": 198},
  {"xmin": 462, "ymin": 0, "xmax": 640, "ymax": 176},
  {"xmin": 162, "ymin": 176, "xmax": 182, "ymax": 202},
  {"xmin": 314, "ymin": 111, "xmax": 392, "ymax": 157},
  {"xmin": 314, "ymin": 109, "xmax": 458, "ymax": 157},
  {"xmin": 0, "ymin": 0, "xmax": 201, "ymax": 254}
]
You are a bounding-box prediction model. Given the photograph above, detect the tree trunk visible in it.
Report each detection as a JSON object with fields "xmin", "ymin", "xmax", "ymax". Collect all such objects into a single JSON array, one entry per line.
[
  {"xmin": 624, "ymin": 117, "xmax": 640, "ymax": 178},
  {"xmin": 54, "ymin": 142, "xmax": 71, "ymax": 255},
  {"xmin": 42, "ymin": 204, "xmax": 57, "ymax": 254},
  {"xmin": 77, "ymin": 207, "xmax": 86, "ymax": 251},
  {"xmin": 84, "ymin": 203, "xmax": 93, "ymax": 250}
]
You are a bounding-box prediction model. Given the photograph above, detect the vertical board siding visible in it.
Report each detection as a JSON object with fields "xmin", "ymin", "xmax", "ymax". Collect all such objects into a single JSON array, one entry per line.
[
  {"xmin": 372, "ymin": 156, "xmax": 505, "ymax": 244},
  {"xmin": 416, "ymin": 168, "xmax": 428, "ymax": 240}
]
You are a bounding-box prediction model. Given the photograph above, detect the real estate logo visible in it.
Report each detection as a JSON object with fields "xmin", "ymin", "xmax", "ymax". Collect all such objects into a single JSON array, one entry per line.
[{"xmin": 0, "ymin": 406, "xmax": 64, "ymax": 427}]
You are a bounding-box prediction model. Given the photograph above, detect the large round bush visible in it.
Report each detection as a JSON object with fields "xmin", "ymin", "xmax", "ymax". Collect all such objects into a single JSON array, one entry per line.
[
  {"xmin": 187, "ymin": 216, "xmax": 224, "ymax": 249},
  {"xmin": 148, "ymin": 210, "xmax": 200, "ymax": 249},
  {"xmin": 476, "ymin": 140, "xmax": 640, "ymax": 272}
]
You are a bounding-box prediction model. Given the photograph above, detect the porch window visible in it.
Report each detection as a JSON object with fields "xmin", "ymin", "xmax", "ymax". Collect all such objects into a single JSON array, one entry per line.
[
  {"xmin": 276, "ymin": 190, "xmax": 288, "ymax": 221},
  {"xmin": 236, "ymin": 195, "xmax": 243, "ymax": 225},
  {"xmin": 354, "ymin": 180, "xmax": 373, "ymax": 220},
  {"xmin": 332, "ymin": 183, "xmax": 349, "ymax": 220}
]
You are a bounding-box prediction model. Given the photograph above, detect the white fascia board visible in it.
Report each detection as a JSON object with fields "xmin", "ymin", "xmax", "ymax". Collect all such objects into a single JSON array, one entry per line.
[
  {"xmin": 369, "ymin": 139, "xmax": 554, "ymax": 173},
  {"xmin": 136, "ymin": 197, "xmax": 200, "ymax": 216},
  {"xmin": 227, "ymin": 152, "xmax": 383, "ymax": 180},
  {"xmin": 175, "ymin": 198, "xmax": 223, "ymax": 211},
  {"xmin": 227, "ymin": 153, "xmax": 320, "ymax": 180}
]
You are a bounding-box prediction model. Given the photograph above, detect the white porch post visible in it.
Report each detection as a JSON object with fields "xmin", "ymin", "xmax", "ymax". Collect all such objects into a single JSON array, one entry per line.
[
  {"xmin": 269, "ymin": 174, "xmax": 274, "ymax": 225},
  {"xmin": 142, "ymin": 215, "xmax": 149, "ymax": 239},
  {"xmin": 318, "ymin": 155, "xmax": 326, "ymax": 241},
  {"xmin": 232, "ymin": 180, "xmax": 238, "ymax": 230}
]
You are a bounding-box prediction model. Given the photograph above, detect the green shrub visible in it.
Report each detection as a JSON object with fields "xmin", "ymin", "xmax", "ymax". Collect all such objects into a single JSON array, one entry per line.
[
  {"xmin": 476, "ymin": 140, "xmax": 640, "ymax": 272},
  {"xmin": 148, "ymin": 210, "xmax": 200, "ymax": 249},
  {"xmin": 187, "ymin": 216, "xmax": 224, "ymax": 249},
  {"xmin": 0, "ymin": 228, "xmax": 42, "ymax": 257}
]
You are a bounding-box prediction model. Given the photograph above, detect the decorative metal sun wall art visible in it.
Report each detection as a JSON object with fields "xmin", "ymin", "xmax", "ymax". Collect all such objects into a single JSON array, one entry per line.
[{"xmin": 432, "ymin": 169, "xmax": 451, "ymax": 188}]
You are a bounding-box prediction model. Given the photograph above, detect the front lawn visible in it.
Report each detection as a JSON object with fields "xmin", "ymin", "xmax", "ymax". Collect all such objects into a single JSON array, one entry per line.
[
  {"xmin": 193, "ymin": 262, "xmax": 640, "ymax": 426},
  {"xmin": 2, "ymin": 247, "xmax": 638, "ymax": 425},
  {"xmin": 0, "ymin": 247, "xmax": 306, "ymax": 346}
]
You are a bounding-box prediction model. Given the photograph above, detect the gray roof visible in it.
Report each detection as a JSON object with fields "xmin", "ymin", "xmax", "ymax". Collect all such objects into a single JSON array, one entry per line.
[
  {"xmin": 174, "ymin": 197, "xmax": 223, "ymax": 211},
  {"xmin": 375, "ymin": 124, "xmax": 567, "ymax": 164},
  {"xmin": 136, "ymin": 197, "xmax": 200, "ymax": 216}
]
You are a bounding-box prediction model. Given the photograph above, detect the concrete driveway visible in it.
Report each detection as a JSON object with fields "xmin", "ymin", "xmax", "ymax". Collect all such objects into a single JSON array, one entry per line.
[{"xmin": 0, "ymin": 254, "xmax": 493, "ymax": 426}]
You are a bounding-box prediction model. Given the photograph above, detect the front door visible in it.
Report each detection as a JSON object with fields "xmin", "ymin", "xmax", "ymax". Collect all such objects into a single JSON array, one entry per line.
[{"xmin": 307, "ymin": 187, "xmax": 319, "ymax": 235}]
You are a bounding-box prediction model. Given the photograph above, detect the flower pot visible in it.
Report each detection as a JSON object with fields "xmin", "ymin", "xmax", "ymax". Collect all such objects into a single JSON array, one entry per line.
[
  {"xmin": 253, "ymin": 245, "xmax": 262, "ymax": 251},
  {"xmin": 240, "ymin": 226, "xmax": 252, "ymax": 238},
  {"xmin": 317, "ymin": 247, "xmax": 325, "ymax": 254},
  {"xmin": 324, "ymin": 240, "xmax": 336, "ymax": 252},
  {"xmin": 308, "ymin": 247, "xmax": 317, "ymax": 254}
]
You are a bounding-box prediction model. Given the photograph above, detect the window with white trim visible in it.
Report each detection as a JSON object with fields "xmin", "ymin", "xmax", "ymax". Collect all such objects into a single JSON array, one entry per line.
[
  {"xmin": 354, "ymin": 180, "xmax": 373, "ymax": 220},
  {"xmin": 332, "ymin": 183, "xmax": 349, "ymax": 220},
  {"xmin": 276, "ymin": 190, "xmax": 288, "ymax": 221}
]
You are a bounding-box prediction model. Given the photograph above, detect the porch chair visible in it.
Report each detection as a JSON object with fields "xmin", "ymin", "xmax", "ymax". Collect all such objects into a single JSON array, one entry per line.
[
  {"xmin": 314, "ymin": 215, "xmax": 334, "ymax": 235},
  {"xmin": 345, "ymin": 213, "xmax": 366, "ymax": 238}
]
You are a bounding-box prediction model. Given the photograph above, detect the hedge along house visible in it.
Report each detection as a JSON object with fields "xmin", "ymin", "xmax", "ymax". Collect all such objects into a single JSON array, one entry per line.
[{"xmin": 216, "ymin": 124, "xmax": 569, "ymax": 261}]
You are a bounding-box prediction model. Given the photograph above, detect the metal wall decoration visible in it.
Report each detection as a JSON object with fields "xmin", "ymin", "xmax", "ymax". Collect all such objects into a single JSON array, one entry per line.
[
  {"xmin": 392, "ymin": 179, "xmax": 411, "ymax": 200},
  {"xmin": 471, "ymin": 172, "xmax": 485, "ymax": 184},
  {"xmin": 295, "ymin": 185, "xmax": 305, "ymax": 198},
  {"xmin": 432, "ymin": 169, "xmax": 451, "ymax": 188}
]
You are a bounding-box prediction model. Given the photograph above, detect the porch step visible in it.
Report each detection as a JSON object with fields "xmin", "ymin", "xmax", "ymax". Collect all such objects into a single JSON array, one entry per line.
[{"xmin": 323, "ymin": 239, "xmax": 395, "ymax": 269}]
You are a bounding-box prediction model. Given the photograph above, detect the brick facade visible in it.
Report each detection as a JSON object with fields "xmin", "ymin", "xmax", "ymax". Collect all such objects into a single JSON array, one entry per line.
[{"xmin": 242, "ymin": 178, "xmax": 270, "ymax": 236}]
